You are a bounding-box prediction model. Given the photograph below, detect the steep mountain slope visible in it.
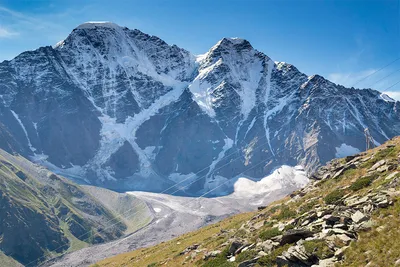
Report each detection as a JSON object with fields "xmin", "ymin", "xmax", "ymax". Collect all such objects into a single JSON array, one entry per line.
[
  {"xmin": 0, "ymin": 148, "xmax": 152, "ymax": 266},
  {"xmin": 1, "ymin": 22, "xmax": 399, "ymax": 195},
  {"xmin": 96, "ymin": 137, "xmax": 400, "ymax": 267}
]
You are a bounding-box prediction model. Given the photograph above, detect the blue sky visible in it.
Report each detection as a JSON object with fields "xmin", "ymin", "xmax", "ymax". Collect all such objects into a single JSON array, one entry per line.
[{"xmin": 1, "ymin": 0, "xmax": 400, "ymax": 98}]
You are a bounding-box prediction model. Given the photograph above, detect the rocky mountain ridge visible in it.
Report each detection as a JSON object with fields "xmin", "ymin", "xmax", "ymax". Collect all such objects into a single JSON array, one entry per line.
[{"xmin": 1, "ymin": 22, "xmax": 400, "ymax": 195}]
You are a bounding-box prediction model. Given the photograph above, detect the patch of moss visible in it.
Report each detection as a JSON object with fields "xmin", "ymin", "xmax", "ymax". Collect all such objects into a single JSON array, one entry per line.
[
  {"xmin": 272, "ymin": 205, "xmax": 296, "ymax": 220},
  {"xmin": 349, "ymin": 175, "xmax": 376, "ymax": 191},
  {"xmin": 235, "ymin": 249, "xmax": 258, "ymax": 263},
  {"xmin": 298, "ymin": 200, "xmax": 318, "ymax": 214},
  {"xmin": 324, "ymin": 190, "xmax": 345, "ymax": 205},
  {"xmin": 283, "ymin": 224, "xmax": 295, "ymax": 231},
  {"xmin": 259, "ymin": 227, "xmax": 282, "ymax": 241},
  {"xmin": 201, "ymin": 248, "xmax": 234, "ymax": 267},
  {"xmin": 303, "ymin": 239, "xmax": 334, "ymax": 259},
  {"xmin": 256, "ymin": 244, "xmax": 291, "ymax": 266}
]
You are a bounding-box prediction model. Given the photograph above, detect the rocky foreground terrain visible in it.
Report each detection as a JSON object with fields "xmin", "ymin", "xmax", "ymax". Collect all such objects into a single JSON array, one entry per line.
[{"xmin": 96, "ymin": 137, "xmax": 400, "ymax": 266}]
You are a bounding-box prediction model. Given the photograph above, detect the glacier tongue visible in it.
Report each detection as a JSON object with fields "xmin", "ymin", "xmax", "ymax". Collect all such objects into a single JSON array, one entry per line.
[{"xmin": 233, "ymin": 165, "xmax": 309, "ymax": 198}]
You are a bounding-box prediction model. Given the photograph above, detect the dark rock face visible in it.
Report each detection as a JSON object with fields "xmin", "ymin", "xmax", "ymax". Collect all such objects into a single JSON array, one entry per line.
[
  {"xmin": 103, "ymin": 141, "xmax": 139, "ymax": 178},
  {"xmin": 1, "ymin": 22, "xmax": 400, "ymax": 195}
]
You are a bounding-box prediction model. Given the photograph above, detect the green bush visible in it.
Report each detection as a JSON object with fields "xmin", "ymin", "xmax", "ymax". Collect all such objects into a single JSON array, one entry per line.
[
  {"xmin": 259, "ymin": 227, "xmax": 282, "ymax": 241},
  {"xmin": 324, "ymin": 190, "xmax": 345, "ymax": 205},
  {"xmin": 298, "ymin": 200, "xmax": 318, "ymax": 214},
  {"xmin": 349, "ymin": 175, "xmax": 375, "ymax": 191},
  {"xmin": 303, "ymin": 239, "xmax": 334, "ymax": 259},
  {"xmin": 202, "ymin": 247, "xmax": 234, "ymax": 267},
  {"xmin": 257, "ymin": 244, "xmax": 291, "ymax": 266},
  {"xmin": 283, "ymin": 224, "xmax": 295, "ymax": 231},
  {"xmin": 202, "ymin": 257, "xmax": 235, "ymax": 267}
]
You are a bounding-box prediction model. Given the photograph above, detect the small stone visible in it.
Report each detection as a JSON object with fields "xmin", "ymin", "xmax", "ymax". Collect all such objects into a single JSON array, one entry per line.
[
  {"xmin": 356, "ymin": 219, "xmax": 375, "ymax": 230},
  {"xmin": 385, "ymin": 172, "xmax": 399, "ymax": 180},
  {"xmin": 351, "ymin": 211, "xmax": 368, "ymax": 223},
  {"xmin": 336, "ymin": 234, "xmax": 353, "ymax": 245},
  {"xmin": 333, "ymin": 224, "xmax": 348, "ymax": 230},
  {"xmin": 376, "ymin": 199, "xmax": 389, "ymax": 208},
  {"xmin": 203, "ymin": 250, "xmax": 221, "ymax": 260},
  {"xmin": 258, "ymin": 251, "xmax": 268, "ymax": 257},
  {"xmin": 334, "ymin": 246, "xmax": 349, "ymax": 260},
  {"xmin": 253, "ymin": 221, "xmax": 264, "ymax": 230},
  {"xmin": 315, "ymin": 258, "xmax": 337, "ymax": 267},
  {"xmin": 368, "ymin": 160, "xmax": 386, "ymax": 172}
]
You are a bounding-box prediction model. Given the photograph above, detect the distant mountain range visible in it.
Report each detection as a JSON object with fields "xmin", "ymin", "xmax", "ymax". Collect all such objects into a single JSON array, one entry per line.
[{"xmin": 1, "ymin": 21, "xmax": 399, "ymax": 195}]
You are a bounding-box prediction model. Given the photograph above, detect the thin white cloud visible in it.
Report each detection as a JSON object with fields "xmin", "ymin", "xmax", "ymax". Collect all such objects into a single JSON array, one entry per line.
[
  {"xmin": 327, "ymin": 69, "xmax": 377, "ymax": 88},
  {"xmin": 383, "ymin": 91, "xmax": 400, "ymax": 101},
  {"xmin": 0, "ymin": 26, "xmax": 18, "ymax": 38}
]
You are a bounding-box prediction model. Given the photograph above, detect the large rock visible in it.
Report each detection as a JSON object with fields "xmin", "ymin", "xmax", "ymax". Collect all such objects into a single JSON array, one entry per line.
[{"xmin": 280, "ymin": 229, "xmax": 315, "ymax": 245}]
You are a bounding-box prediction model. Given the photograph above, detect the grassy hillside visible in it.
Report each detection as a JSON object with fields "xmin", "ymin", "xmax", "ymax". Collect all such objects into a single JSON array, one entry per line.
[
  {"xmin": 95, "ymin": 137, "xmax": 400, "ymax": 267},
  {"xmin": 0, "ymin": 149, "xmax": 153, "ymax": 266}
]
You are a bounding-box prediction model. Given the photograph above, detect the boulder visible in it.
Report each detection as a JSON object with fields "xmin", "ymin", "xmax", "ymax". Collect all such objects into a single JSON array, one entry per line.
[
  {"xmin": 229, "ymin": 241, "xmax": 243, "ymax": 255},
  {"xmin": 281, "ymin": 229, "xmax": 315, "ymax": 245},
  {"xmin": 279, "ymin": 245, "xmax": 316, "ymax": 266},
  {"xmin": 238, "ymin": 256, "xmax": 261, "ymax": 267}
]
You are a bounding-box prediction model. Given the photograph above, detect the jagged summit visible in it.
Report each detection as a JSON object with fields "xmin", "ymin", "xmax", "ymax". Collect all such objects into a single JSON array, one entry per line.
[
  {"xmin": 75, "ymin": 21, "xmax": 121, "ymax": 30},
  {"xmin": 1, "ymin": 23, "xmax": 400, "ymax": 196}
]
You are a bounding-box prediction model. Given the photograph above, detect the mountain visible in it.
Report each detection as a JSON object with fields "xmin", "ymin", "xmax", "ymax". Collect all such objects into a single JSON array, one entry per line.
[
  {"xmin": 1, "ymin": 21, "xmax": 400, "ymax": 195},
  {"xmin": 0, "ymin": 147, "xmax": 153, "ymax": 266},
  {"xmin": 95, "ymin": 137, "xmax": 400, "ymax": 267}
]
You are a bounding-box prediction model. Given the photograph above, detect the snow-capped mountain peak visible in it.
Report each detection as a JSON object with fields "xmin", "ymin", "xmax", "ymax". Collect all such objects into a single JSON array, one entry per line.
[
  {"xmin": 1, "ymin": 22, "xmax": 400, "ymax": 196},
  {"xmin": 75, "ymin": 21, "xmax": 121, "ymax": 30}
]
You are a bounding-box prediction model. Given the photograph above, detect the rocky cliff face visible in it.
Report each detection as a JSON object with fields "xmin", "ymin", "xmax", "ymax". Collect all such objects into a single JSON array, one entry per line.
[{"xmin": 1, "ymin": 22, "xmax": 400, "ymax": 195}]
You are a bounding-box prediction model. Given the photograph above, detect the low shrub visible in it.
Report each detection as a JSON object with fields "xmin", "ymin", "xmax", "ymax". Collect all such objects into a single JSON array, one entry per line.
[
  {"xmin": 235, "ymin": 249, "xmax": 258, "ymax": 263},
  {"xmin": 324, "ymin": 190, "xmax": 345, "ymax": 205},
  {"xmin": 303, "ymin": 239, "xmax": 334, "ymax": 259},
  {"xmin": 257, "ymin": 244, "xmax": 291, "ymax": 266},
  {"xmin": 273, "ymin": 205, "xmax": 296, "ymax": 220},
  {"xmin": 259, "ymin": 227, "xmax": 282, "ymax": 241},
  {"xmin": 349, "ymin": 176, "xmax": 375, "ymax": 191}
]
